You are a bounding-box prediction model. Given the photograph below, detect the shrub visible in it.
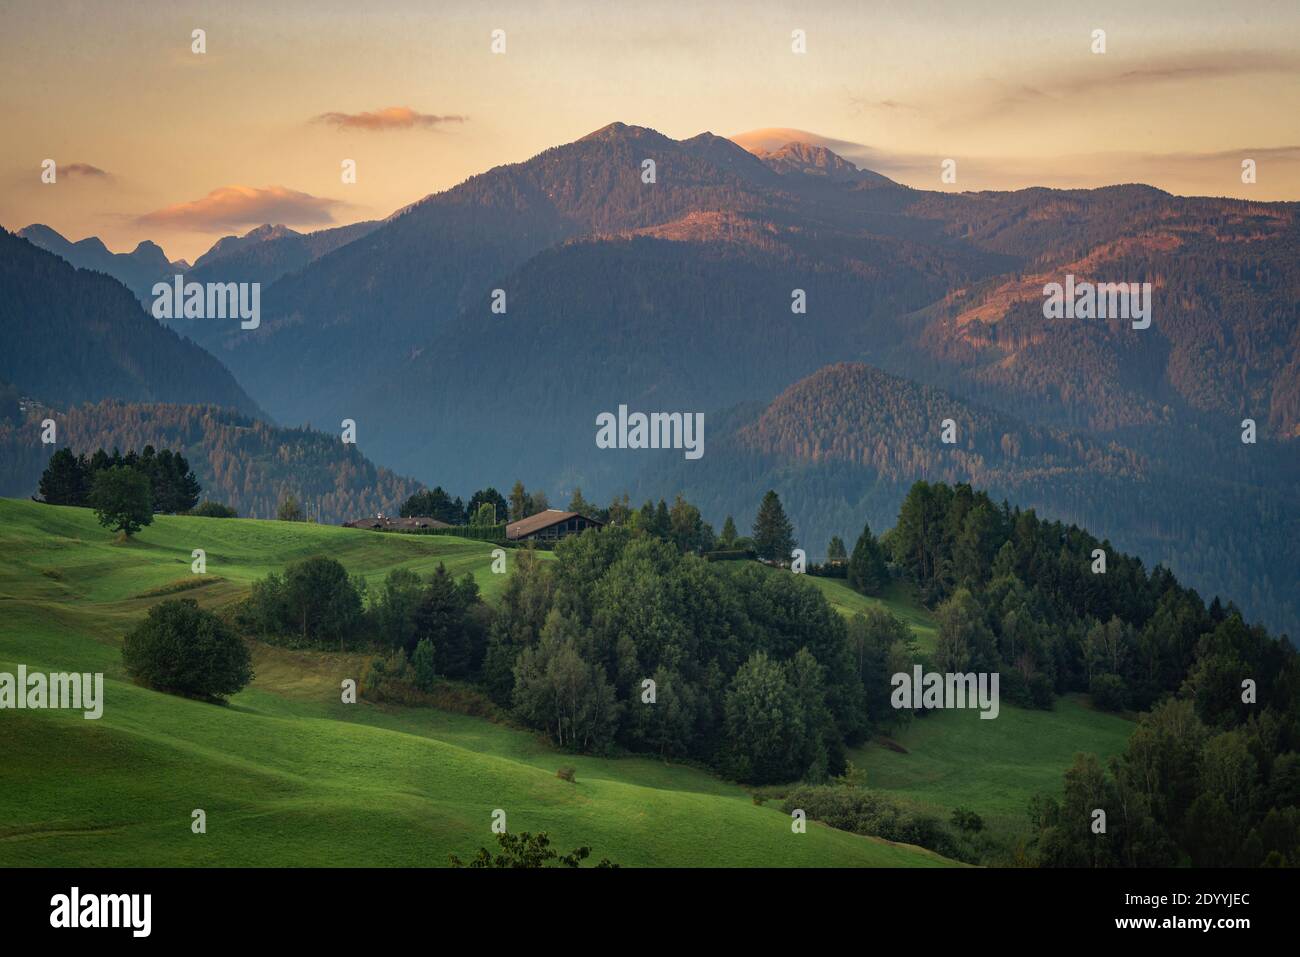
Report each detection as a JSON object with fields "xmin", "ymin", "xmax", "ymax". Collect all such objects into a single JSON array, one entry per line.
[
  {"xmin": 277, "ymin": 495, "xmax": 304, "ymax": 522},
  {"xmin": 781, "ymin": 784, "xmax": 964, "ymax": 860},
  {"xmin": 951, "ymin": 807, "xmax": 985, "ymax": 833},
  {"xmin": 188, "ymin": 500, "xmax": 237, "ymax": 518},
  {"xmin": 362, "ymin": 649, "xmax": 416, "ymax": 703},
  {"xmin": 1028, "ymin": 672, "xmax": 1056, "ymax": 710},
  {"xmin": 703, "ymin": 548, "xmax": 756, "ymax": 562},
  {"xmin": 556, "ymin": 766, "xmax": 576, "ymax": 783},
  {"xmin": 122, "ymin": 598, "xmax": 252, "ymax": 700},
  {"xmin": 449, "ymin": 831, "xmax": 617, "ymax": 868}
]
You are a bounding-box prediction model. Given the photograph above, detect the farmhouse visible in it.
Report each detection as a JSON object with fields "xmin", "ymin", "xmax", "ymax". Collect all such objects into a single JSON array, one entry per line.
[
  {"xmin": 343, "ymin": 515, "xmax": 451, "ymax": 531},
  {"xmin": 506, "ymin": 509, "xmax": 604, "ymax": 542}
]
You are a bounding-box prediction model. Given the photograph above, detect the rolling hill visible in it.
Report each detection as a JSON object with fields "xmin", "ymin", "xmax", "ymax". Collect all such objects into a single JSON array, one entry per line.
[
  {"xmin": 849, "ymin": 695, "xmax": 1134, "ymax": 850},
  {"xmin": 0, "ymin": 498, "xmax": 955, "ymax": 867}
]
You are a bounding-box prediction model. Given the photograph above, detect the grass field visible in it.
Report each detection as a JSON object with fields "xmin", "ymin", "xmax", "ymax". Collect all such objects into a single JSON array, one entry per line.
[
  {"xmin": 0, "ymin": 499, "xmax": 954, "ymax": 868},
  {"xmin": 787, "ymin": 571, "xmax": 1130, "ymax": 851},
  {"xmin": 848, "ymin": 695, "xmax": 1133, "ymax": 846},
  {"xmin": 807, "ymin": 577, "xmax": 939, "ymax": 652}
]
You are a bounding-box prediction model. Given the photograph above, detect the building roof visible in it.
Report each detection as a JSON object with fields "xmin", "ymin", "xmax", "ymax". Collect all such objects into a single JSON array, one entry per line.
[{"xmin": 506, "ymin": 509, "xmax": 603, "ymax": 540}]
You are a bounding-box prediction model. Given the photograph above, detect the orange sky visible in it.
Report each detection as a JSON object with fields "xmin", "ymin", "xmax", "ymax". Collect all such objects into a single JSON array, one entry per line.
[{"xmin": 2, "ymin": 0, "xmax": 1298, "ymax": 261}]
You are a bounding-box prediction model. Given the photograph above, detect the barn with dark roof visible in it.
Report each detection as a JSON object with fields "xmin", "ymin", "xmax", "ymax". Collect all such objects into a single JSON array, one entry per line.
[{"xmin": 506, "ymin": 509, "xmax": 603, "ymax": 542}]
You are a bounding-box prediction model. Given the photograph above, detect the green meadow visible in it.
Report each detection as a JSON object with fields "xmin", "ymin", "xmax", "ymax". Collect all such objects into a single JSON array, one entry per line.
[
  {"xmin": 0, "ymin": 499, "xmax": 954, "ymax": 868},
  {"xmin": 757, "ymin": 568, "xmax": 1132, "ymax": 850},
  {"xmin": 807, "ymin": 576, "xmax": 939, "ymax": 652},
  {"xmin": 849, "ymin": 695, "xmax": 1133, "ymax": 847}
]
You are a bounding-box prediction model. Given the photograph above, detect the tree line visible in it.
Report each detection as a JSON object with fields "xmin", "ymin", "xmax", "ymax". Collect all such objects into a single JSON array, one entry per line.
[
  {"xmin": 826, "ymin": 480, "xmax": 1299, "ymax": 865},
  {"xmin": 39, "ymin": 445, "xmax": 201, "ymax": 513}
]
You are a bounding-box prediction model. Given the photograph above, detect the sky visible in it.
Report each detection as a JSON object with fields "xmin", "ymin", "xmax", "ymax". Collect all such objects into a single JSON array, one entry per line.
[{"xmin": 2, "ymin": 0, "xmax": 1298, "ymax": 262}]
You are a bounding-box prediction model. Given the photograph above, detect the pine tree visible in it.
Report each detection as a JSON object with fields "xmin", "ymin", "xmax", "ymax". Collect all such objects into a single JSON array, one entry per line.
[
  {"xmin": 38, "ymin": 448, "xmax": 88, "ymax": 506},
  {"xmin": 653, "ymin": 499, "xmax": 671, "ymax": 538},
  {"xmin": 847, "ymin": 520, "xmax": 888, "ymax": 595},
  {"xmin": 720, "ymin": 515, "xmax": 738, "ymax": 548},
  {"xmin": 568, "ymin": 487, "xmax": 593, "ymax": 517},
  {"xmin": 827, "ymin": 536, "xmax": 848, "ymax": 564},
  {"xmin": 752, "ymin": 490, "xmax": 795, "ymax": 562},
  {"xmin": 401, "ymin": 487, "xmax": 461, "ymax": 523}
]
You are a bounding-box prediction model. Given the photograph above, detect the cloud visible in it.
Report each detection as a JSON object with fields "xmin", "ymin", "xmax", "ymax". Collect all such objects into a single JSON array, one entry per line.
[
  {"xmin": 846, "ymin": 95, "xmax": 918, "ymax": 116},
  {"xmin": 1059, "ymin": 50, "xmax": 1300, "ymax": 97},
  {"xmin": 137, "ymin": 185, "xmax": 343, "ymax": 230},
  {"xmin": 63, "ymin": 163, "xmax": 111, "ymax": 180},
  {"xmin": 731, "ymin": 128, "xmax": 864, "ymax": 154},
  {"xmin": 844, "ymin": 48, "xmax": 1300, "ymax": 128},
  {"xmin": 311, "ymin": 106, "xmax": 467, "ymax": 132},
  {"xmin": 968, "ymin": 50, "xmax": 1300, "ymax": 120}
]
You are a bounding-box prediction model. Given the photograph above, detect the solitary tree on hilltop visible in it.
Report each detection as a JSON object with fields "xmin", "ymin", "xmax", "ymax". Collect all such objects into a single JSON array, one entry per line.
[{"xmin": 89, "ymin": 465, "xmax": 153, "ymax": 537}]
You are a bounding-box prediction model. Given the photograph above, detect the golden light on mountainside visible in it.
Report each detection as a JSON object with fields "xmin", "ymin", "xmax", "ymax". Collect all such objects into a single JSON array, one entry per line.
[{"xmin": 1, "ymin": 0, "xmax": 1296, "ymax": 260}]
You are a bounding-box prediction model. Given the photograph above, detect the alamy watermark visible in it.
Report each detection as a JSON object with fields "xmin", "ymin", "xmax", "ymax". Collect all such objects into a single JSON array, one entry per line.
[
  {"xmin": 891, "ymin": 666, "xmax": 1000, "ymax": 719},
  {"xmin": 595, "ymin": 405, "xmax": 704, "ymax": 460},
  {"xmin": 1042, "ymin": 274, "xmax": 1151, "ymax": 330},
  {"xmin": 151, "ymin": 275, "xmax": 260, "ymax": 330},
  {"xmin": 0, "ymin": 665, "xmax": 103, "ymax": 719},
  {"xmin": 50, "ymin": 887, "xmax": 150, "ymax": 937}
]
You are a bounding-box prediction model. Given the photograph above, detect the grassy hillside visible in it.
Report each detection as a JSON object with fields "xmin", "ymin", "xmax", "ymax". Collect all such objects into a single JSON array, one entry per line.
[
  {"xmin": 767, "ymin": 568, "xmax": 1129, "ymax": 853},
  {"xmin": 807, "ymin": 576, "xmax": 939, "ymax": 652},
  {"xmin": 0, "ymin": 499, "xmax": 953, "ymax": 867},
  {"xmin": 849, "ymin": 695, "xmax": 1133, "ymax": 846}
]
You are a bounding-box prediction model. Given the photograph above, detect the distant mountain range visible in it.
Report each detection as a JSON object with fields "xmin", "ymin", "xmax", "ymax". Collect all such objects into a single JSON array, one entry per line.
[
  {"xmin": 4, "ymin": 122, "xmax": 1296, "ymax": 634},
  {"xmin": 184, "ymin": 219, "xmax": 382, "ymax": 292},
  {"xmin": 15, "ymin": 219, "xmax": 382, "ymax": 308},
  {"xmin": 16, "ymin": 223, "xmax": 189, "ymax": 303},
  {"xmin": 0, "ymin": 229, "xmax": 261, "ymax": 416}
]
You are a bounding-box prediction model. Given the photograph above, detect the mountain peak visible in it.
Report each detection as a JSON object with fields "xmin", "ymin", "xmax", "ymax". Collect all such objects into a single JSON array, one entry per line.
[
  {"xmin": 72, "ymin": 235, "xmax": 110, "ymax": 255},
  {"xmin": 17, "ymin": 223, "xmax": 66, "ymax": 245},
  {"xmin": 192, "ymin": 223, "xmax": 302, "ymax": 270},
  {"xmin": 754, "ymin": 141, "xmax": 891, "ymax": 185},
  {"xmin": 578, "ymin": 122, "xmax": 673, "ymax": 145},
  {"xmin": 729, "ymin": 128, "xmax": 894, "ymax": 185},
  {"xmin": 244, "ymin": 223, "xmax": 300, "ymax": 241}
]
